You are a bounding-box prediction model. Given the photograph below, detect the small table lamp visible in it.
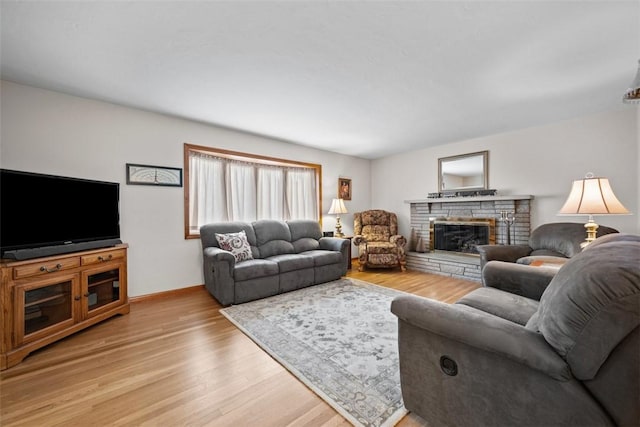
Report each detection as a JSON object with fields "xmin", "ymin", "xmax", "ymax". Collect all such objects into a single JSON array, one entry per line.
[
  {"xmin": 559, "ymin": 173, "xmax": 630, "ymax": 248},
  {"xmin": 328, "ymin": 198, "xmax": 348, "ymax": 237}
]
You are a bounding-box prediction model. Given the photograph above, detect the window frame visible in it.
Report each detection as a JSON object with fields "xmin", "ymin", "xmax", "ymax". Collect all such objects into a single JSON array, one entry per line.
[{"xmin": 183, "ymin": 143, "xmax": 323, "ymax": 239}]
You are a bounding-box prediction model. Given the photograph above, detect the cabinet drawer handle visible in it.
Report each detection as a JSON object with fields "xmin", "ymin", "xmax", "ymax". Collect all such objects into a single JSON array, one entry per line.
[
  {"xmin": 40, "ymin": 263, "xmax": 62, "ymax": 273},
  {"xmin": 83, "ymin": 292, "xmax": 90, "ymax": 298},
  {"xmin": 98, "ymin": 254, "xmax": 113, "ymax": 262},
  {"xmin": 74, "ymin": 296, "xmax": 81, "ymax": 301}
]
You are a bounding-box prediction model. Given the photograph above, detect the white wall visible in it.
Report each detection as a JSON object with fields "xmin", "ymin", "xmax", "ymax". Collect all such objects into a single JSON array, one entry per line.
[
  {"xmin": 372, "ymin": 108, "xmax": 639, "ymax": 239},
  {"xmin": 0, "ymin": 80, "xmax": 371, "ymax": 296},
  {"xmin": 3, "ymin": 80, "xmax": 638, "ymax": 297}
]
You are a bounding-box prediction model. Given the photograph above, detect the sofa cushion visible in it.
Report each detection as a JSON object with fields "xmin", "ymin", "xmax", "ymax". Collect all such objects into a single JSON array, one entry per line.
[
  {"xmin": 528, "ymin": 222, "xmax": 618, "ymax": 258},
  {"xmin": 234, "ymin": 259, "xmax": 279, "ymax": 281},
  {"xmin": 287, "ymin": 220, "xmax": 322, "ymax": 240},
  {"xmin": 284, "ymin": 220, "xmax": 322, "ymax": 253},
  {"xmin": 357, "ymin": 210, "xmax": 394, "ymax": 242},
  {"xmin": 215, "ymin": 230, "xmax": 254, "ymax": 262},
  {"xmin": 527, "ymin": 240, "xmax": 640, "ymax": 379},
  {"xmin": 361, "ymin": 225, "xmax": 391, "ymax": 242},
  {"xmin": 360, "ymin": 210, "xmax": 390, "ymax": 226},
  {"xmin": 300, "ymin": 250, "xmax": 343, "ymax": 267},
  {"xmin": 267, "ymin": 254, "xmax": 314, "ymax": 273},
  {"xmin": 528, "ymin": 223, "xmax": 587, "ymax": 258},
  {"xmin": 516, "ymin": 255, "xmax": 568, "ymax": 267},
  {"xmin": 363, "ymin": 241, "xmax": 397, "ymax": 254},
  {"xmin": 201, "ymin": 221, "xmax": 259, "ymax": 258},
  {"xmin": 253, "ymin": 219, "xmax": 294, "ymax": 258},
  {"xmin": 258, "ymin": 240, "xmax": 295, "ymax": 259},
  {"xmin": 456, "ymin": 287, "xmax": 538, "ymax": 326},
  {"xmin": 292, "ymin": 237, "xmax": 320, "ymax": 253}
]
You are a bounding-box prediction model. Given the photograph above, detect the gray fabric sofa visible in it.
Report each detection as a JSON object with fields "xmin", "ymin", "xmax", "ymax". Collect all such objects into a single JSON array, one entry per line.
[
  {"xmin": 391, "ymin": 233, "xmax": 640, "ymax": 427},
  {"xmin": 477, "ymin": 222, "xmax": 619, "ymax": 269},
  {"xmin": 476, "ymin": 222, "xmax": 619, "ymax": 299},
  {"xmin": 200, "ymin": 219, "xmax": 349, "ymax": 306}
]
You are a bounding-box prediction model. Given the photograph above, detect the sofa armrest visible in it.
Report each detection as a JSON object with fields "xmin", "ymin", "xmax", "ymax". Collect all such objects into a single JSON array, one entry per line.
[
  {"xmin": 476, "ymin": 244, "xmax": 532, "ymax": 264},
  {"xmin": 482, "ymin": 260, "xmax": 557, "ymax": 300},
  {"xmin": 353, "ymin": 235, "xmax": 367, "ymax": 246},
  {"xmin": 390, "ymin": 294, "xmax": 570, "ymax": 380},
  {"xmin": 390, "ymin": 235, "xmax": 407, "ymax": 248},
  {"xmin": 202, "ymin": 247, "xmax": 236, "ymax": 305},
  {"xmin": 319, "ymin": 237, "xmax": 348, "ymax": 252},
  {"xmin": 203, "ymin": 246, "xmax": 236, "ymax": 265},
  {"xmin": 319, "ymin": 237, "xmax": 349, "ymax": 274}
]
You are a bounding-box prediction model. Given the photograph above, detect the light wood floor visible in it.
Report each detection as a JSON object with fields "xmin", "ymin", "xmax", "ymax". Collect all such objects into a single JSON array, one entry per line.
[{"xmin": 0, "ymin": 262, "xmax": 480, "ymax": 427}]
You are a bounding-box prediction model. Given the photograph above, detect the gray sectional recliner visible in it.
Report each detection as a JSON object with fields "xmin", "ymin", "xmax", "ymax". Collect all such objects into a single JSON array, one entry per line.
[
  {"xmin": 476, "ymin": 222, "xmax": 619, "ymax": 299},
  {"xmin": 391, "ymin": 233, "xmax": 640, "ymax": 427},
  {"xmin": 200, "ymin": 219, "xmax": 349, "ymax": 306},
  {"xmin": 477, "ymin": 222, "xmax": 619, "ymax": 269}
]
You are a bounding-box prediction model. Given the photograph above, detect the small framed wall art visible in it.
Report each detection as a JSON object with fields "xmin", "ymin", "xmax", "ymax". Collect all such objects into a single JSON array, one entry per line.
[
  {"xmin": 339, "ymin": 178, "xmax": 352, "ymax": 200},
  {"xmin": 126, "ymin": 163, "xmax": 183, "ymax": 187}
]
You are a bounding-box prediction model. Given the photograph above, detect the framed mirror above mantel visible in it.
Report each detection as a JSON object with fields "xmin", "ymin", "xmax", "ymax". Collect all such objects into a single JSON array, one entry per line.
[{"xmin": 438, "ymin": 150, "xmax": 488, "ymax": 192}]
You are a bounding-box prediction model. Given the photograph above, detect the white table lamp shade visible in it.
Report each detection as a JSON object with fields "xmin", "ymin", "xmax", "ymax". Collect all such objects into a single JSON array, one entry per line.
[
  {"xmin": 559, "ymin": 177, "xmax": 629, "ymax": 215},
  {"xmin": 328, "ymin": 198, "xmax": 348, "ymax": 215}
]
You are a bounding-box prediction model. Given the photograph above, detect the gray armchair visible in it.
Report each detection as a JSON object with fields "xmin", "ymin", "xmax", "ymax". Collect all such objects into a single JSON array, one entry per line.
[
  {"xmin": 476, "ymin": 222, "xmax": 618, "ymax": 299},
  {"xmin": 391, "ymin": 233, "xmax": 640, "ymax": 427},
  {"xmin": 477, "ymin": 221, "xmax": 619, "ymax": 268}
]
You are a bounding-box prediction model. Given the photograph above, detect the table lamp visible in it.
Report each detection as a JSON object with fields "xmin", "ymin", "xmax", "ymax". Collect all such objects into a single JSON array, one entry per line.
[
  {"xmin": 328, "ymin": 198, "xmax": 348, "ymax": 237},
  {"xmin": 559, "ymin": 173, "xmax": 630, "ymax": 248}
]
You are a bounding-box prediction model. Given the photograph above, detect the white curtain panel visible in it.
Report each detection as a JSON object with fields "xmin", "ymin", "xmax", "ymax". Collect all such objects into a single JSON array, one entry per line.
[
  {"xmin": 286, "ymin": 168, "xmax": 318, "ymax": 220},
  {"xmin": 189, "ymin": 153, "xmax": 318, "ymax": 230},
  {"xmin": 257, "ymin": 167, "xmax": 285, "ymax": 220},
  {"xmin": 226, "ymin": 162, "xmax": 257, "ymax": 222},
  {"xmin": 189, "ymin": 153, "xmax": 227, "ymax": 232}
]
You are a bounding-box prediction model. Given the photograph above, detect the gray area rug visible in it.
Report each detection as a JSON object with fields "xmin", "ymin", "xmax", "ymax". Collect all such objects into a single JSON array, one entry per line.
[{"xmin": 220, "ymin": 278, "xmax": 409, "ymax": 427}]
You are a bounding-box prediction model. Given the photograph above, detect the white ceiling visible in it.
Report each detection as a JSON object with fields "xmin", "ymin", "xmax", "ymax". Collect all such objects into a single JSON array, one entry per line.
[{"xmin": 1, "ymin": 1, "xmax": 639, "ymax": 159}]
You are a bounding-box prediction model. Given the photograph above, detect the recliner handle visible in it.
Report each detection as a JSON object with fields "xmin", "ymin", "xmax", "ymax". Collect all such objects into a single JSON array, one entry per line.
[{"xmin": 440, "ymin": 355, "xmax": 458, "ymax": 376}]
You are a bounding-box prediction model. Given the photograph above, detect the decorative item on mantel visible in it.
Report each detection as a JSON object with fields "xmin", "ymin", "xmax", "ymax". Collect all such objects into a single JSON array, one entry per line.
[
  {"xmin": 428, "ymin": 189, "xmax": 497, "ymax": 199},
  {"xmin": 558, "ymin": 173, "xmax": 630, "ymax": 248},
  {"xmin": 408, "ymin": 228, "xmax": 418, "ymax": 252},
  {"xmin": 623, "ymin": 59, "xmax": 640, "ymax": 104},
  {"xmin": 499, "ymin": 210, "xmax": 516, "ymax": 245}
]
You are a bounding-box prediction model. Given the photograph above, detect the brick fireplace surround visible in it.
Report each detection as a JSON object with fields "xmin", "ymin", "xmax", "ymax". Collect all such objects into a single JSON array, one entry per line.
[{"xmin": 405, "ymin": 195, "xmax": 533, "ymax": 282}]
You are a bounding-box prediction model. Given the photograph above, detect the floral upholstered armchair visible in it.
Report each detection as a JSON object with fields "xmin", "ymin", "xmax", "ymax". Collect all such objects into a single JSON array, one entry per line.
[{"xmin": 353, "ymin": 210, "xmax": 407, "ymax": 272}]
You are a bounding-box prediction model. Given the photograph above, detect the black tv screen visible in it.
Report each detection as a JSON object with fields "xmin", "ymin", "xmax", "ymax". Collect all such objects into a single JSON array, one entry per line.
[{"xmin": 1, "ymin": 169, "xmax": 121, "ymax": 258}]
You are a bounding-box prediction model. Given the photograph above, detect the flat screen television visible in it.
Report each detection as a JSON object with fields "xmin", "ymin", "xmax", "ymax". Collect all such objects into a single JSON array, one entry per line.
[{"xmin": 1, "ymin": 169, "xmax": 121, "ymax": 260}]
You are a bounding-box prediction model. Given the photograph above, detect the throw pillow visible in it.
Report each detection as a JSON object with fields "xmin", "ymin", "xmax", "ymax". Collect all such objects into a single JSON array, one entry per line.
[{"xmin": 215, "ymin": 230, "xmax": 253, "ymax": 262}]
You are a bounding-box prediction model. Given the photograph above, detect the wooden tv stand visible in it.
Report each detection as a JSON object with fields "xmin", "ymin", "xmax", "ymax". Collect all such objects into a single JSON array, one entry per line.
[{"xmin": 0, "ymin": 244, "xmax": 130, "ymax": 370}]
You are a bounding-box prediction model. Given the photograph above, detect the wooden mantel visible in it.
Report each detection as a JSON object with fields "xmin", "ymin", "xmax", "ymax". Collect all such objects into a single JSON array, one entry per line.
[{"xmin": 405, "ymin": 195, "xmax": 534, "ymax": 204}]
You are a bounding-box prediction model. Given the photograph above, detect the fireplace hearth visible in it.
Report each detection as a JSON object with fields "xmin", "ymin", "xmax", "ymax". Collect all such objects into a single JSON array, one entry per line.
[
  {"xmin": 430, "ymin": 217, "xmax": 496, "ymax": 254},
  {"xmin": 406, "ymin": 195, "xmax": 532, "ymax": 281}
]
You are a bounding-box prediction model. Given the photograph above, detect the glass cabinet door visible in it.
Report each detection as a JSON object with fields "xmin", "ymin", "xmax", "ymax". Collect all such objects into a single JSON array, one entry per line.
[
  {"xmin": 84, "ymin": 265, "xmax": 124, "ymax": 316},
  {"xmin": 16, "ymin": 274, "xmax": 77, "ymax": 345}
]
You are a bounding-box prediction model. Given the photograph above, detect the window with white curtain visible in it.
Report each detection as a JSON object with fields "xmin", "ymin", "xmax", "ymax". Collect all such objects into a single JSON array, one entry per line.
[{"xmin": 184, "ymin": 143, "xmax": 322, "ymax": 238}]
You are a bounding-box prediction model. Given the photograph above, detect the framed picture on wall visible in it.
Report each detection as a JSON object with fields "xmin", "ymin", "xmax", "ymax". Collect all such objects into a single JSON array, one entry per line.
[
  {"xmin": 126, "ymin": 163, "xmax": 183, "ymax": 187},
  {"xmin": 339, "ymin": 178, "xmax": 352, "ymax": 200}
]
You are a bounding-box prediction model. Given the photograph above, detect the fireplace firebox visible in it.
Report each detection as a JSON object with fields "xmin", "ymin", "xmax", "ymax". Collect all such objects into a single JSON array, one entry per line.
[{"xmin": 430, "ymin": 218, "xmax": 496, "ymax": 254}]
